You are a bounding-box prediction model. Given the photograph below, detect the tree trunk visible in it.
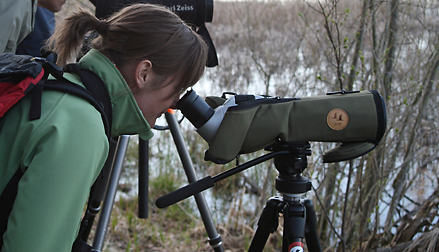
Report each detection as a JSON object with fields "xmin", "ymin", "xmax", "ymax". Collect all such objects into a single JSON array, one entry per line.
[
  {"xmin": 347, "ymin": 0, "xmax": 368, "ymax": 90},
  {"xmin": 317, "ymin": 162, "xmax": 340, "ymax": 247},
  {"xmin": 385, "ymin": 40, "xmax": 439, "ymax": 229},
  {"xmin": 382, "ymin": 0, "xmax": 399, "ymax": 99}
]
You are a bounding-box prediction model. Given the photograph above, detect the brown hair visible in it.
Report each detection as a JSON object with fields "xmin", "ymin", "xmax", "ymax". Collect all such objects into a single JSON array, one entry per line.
[{"xmin": 46, "ymin": 4, "xmax": 208, "ymax": 92}]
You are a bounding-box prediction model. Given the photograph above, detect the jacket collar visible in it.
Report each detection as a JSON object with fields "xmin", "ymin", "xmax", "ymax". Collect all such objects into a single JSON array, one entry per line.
[{"xmin": 78, "ymin": 49, "xmax": 154, "ymax": 140}]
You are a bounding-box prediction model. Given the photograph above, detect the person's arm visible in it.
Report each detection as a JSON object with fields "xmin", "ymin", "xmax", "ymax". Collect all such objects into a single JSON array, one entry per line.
[{"xmin": 0, "ymin": 0, "xmax": 37, "ymax": 53}]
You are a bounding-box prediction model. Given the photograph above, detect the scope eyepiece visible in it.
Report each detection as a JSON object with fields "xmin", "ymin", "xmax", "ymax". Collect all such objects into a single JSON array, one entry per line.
[
  {"xmin": 176, "ymin": 90, "xmax": 214, "ymax": 129},
  {"xmin": 177, "ymin": 89, "xmax": 239, "ymax": 143}
]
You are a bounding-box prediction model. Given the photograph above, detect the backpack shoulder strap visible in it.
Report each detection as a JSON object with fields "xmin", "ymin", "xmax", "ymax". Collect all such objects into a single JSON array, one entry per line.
[
  {"xmin": 27, "ymin": 58, "xmax": 64, "ymax": 121},
  {"xmin": 43, "ymin": 63, "xmax": 113, "ymax": 139},
  {"xmin": 0, "ymin": 168, "xmax": 24, "ymax": 248},
  {"xmin": 65, "ymin": 64, "xmax": 113, "ymax": 134}
]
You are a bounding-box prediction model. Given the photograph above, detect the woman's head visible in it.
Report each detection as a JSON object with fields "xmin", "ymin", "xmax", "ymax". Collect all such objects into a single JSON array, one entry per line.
[
  {"xmin": 47, "ymin": 3, "xmax": 208, "ymax": 125},
  {"xmin": 93, "ymin": 4, "xmax": 207, "ymax": 94}
]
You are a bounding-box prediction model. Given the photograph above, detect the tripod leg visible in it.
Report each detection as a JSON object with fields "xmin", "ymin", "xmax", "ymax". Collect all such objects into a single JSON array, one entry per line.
[
  {"xmin": 248, "ymin": 197, "xmax": 283, "ymax": 252},
  {"xmin": 92, "ymin": 135, "xmax": 130, "ymax": 252},
  {"xmin": 165, "ymin": 112, "xmax": 224, "ymax": 251},
  {"xmin": 304, "ymin": 199, "xmax": 322, "ymax": 252},
  {"xmin": 73, "ymin": 138, "xmax": 119, "ymax": 252},
  {"xmin": 282, "ymin": 199, "xmax": 306, "ymax": 252},
  {"xmin": 138, "ymin": 139, "xmax": 149, "ymax": 219}
]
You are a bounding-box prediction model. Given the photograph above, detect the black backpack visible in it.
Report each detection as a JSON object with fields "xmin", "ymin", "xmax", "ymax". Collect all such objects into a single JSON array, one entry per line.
[
  {"xmin": 0, "ymin": 53, "xmax": 112, "ymax": 134},
  {"xmin": 0, "ymin": 53, "xmax": 113, "ymax": 250}
]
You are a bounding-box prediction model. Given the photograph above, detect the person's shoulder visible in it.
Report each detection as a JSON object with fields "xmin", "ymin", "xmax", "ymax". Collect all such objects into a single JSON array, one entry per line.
[{"xmin": 41, "ymin": 90, "xmax": 107, "ymax": 135}]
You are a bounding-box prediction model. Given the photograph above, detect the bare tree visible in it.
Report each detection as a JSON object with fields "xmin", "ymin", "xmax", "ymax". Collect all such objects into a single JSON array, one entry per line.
[{"xmin": 201, "ymin": 0, "xmax": 439, "ymax": 250}]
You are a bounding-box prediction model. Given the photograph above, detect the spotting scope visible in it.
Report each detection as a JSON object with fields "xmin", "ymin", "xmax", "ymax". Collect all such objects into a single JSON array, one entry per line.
[{"xmin": 176, "ymin": 89, "xmax": 387, "ymax": 164}]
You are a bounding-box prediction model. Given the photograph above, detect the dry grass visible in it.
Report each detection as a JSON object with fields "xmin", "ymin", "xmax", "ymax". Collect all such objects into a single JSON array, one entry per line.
[{"xmin": 96, "ymin": 197, "xmax": 282, "ymax": 252}]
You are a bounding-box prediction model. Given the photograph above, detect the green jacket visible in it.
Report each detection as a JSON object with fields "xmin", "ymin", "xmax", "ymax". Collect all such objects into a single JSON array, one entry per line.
[{"xmin": 0, "ymin": 49, "xmax": 153, "ymax": 251}]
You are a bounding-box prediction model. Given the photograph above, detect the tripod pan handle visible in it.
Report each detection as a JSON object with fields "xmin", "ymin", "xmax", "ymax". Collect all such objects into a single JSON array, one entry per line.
[{"xmin": 155, "ymin": 176, "xmax": 214, "ymax": 208}]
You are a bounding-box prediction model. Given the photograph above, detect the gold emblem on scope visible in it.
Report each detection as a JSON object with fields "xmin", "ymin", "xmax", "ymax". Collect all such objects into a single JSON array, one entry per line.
[{"xmin": 327, "ymin": 108, "xmax": 349, "ymax": 130}]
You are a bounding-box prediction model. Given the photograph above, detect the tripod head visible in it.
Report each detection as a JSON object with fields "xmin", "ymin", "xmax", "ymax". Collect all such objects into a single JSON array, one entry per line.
[
  {"xmin": 268, "ymin": 141, "xmax": 313, "ymax": 196},
  {"xmin": 268, "ymin": 141, "xmax": 311, "ymax": 176}
]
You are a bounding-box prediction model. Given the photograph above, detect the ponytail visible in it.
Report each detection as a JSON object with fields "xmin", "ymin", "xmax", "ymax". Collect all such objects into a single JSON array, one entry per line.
[{"xmin": 46, "ymin": 9, "xmax": 105, "ymax": 67}]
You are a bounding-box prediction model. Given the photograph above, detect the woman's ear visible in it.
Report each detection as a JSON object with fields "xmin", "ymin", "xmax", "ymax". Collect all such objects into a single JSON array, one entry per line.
[{"xmin": 135, "ymin": 59, "xmax": 153, "ymax": 90}]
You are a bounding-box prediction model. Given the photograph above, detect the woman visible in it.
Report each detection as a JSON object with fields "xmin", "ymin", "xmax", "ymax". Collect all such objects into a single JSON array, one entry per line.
[{"xmin": 0, "ymin": 4, "xmax": 207, "ymax": 251}]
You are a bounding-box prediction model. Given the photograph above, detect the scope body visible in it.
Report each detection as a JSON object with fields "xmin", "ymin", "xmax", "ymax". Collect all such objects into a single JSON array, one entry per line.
[{"xmin": 176, "ymin": 89, "xmax": 387, "ymax": 164}]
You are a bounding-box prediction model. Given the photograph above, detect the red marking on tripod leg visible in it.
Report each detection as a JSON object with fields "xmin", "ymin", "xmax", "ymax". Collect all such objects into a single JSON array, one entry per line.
[{"xmin": 288, "ymin": 241, "xmax": 304, "ymax": 252}]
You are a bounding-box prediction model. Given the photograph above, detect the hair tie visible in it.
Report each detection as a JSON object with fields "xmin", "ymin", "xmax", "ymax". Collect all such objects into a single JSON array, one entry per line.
[{"xmin": 97, "ymin": 19, "xmax": 108, "ymax": 35}]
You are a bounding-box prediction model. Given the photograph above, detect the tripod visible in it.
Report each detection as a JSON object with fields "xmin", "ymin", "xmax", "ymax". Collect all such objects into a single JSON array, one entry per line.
[
  {"xmin": 156, "ymin": 141, "xmax": 323, "ymax": 252},
  {"xmin": 248, "ymin": 142, "xmax": 322, "ymax": 252},
  {"xmin": 74, "ymin": 111, "xmax": 223, "ymax": 252}
]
